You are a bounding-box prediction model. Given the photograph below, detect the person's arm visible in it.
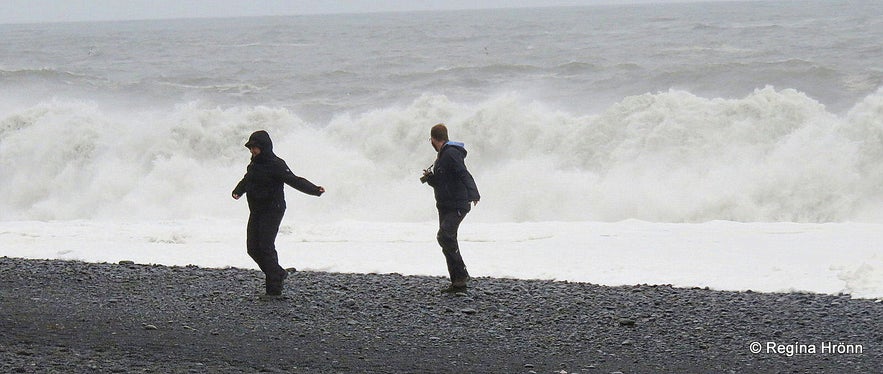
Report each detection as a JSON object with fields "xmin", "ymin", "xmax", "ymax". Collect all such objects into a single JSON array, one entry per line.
[
  {"xmin": 463, "ymin": 171, "xmax": 480, "ymax": 206},
  {"xmin": 278, "ymin": 161, "xmax": 324, "ymax": 197},
  {"xmin": 452, "ymin": 152, "xmax": 480, "ymax": 205},
  {"xmin": 232, "ymin": 168, "xmax": 250, "ymax": 200},
  {"xmin": 425, "ymin": 160, "xmax": 440, "ymax": 187},
  {"xmin": 286, "ymin": 173, "xmax": 324, "ymax": 196}
]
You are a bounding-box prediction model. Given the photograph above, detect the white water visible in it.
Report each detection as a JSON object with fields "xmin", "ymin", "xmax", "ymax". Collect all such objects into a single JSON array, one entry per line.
[
  {"xmin": 3, "ymin": 88, "xmax": 883, "ymax": 223},
  {"xmin": 3, "ymin": 219, "xmax": 882, "ymax": 299}
]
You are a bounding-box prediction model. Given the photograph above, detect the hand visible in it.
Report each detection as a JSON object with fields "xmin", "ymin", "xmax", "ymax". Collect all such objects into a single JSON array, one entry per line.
[
  {"xmin": 232, "ymin": 193, "xmax": 241, "ymax": 200},
  {"xmin": 472, "ymin": 200, "xmax": 479, "ymax": 206},
  {"xmin": 317, "ymin": 186, "xmax": 325, "ymax": 195}
]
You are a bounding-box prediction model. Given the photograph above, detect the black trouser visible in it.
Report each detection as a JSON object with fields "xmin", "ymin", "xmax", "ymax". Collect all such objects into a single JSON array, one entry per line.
[
  {"xmin": 437, "ymin": 208, "xmax": 469, "ymax": 283},
  {"xmin": 246, "ymin": 209, "xmax": 287, "ymax": 293}
]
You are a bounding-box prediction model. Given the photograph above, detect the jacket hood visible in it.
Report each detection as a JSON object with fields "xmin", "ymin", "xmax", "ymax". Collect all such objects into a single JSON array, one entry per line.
[
  {"xmin": 244, "ymin": 130, "xmax": 274, "ymax": 154},
  {"xmin": 443, "ymin": 141, "xmax": 467, "ymax": 157}
]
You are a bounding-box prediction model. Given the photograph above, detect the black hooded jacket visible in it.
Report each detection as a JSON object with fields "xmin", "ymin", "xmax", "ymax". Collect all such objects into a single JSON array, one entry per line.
[
  {"xmin": 426, "ymin": 142, "xmax": 480, "ymax": 211},
  {"xmin": 233, "ymin": 130, "xmax": 322, "ymax": 213}
]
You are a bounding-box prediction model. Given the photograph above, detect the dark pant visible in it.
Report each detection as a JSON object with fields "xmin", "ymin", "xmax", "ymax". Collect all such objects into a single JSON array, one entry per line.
[
  {"xmin": 437, "ymin": 208, "xmax": 469, "ymax": 283},
  {"xmin": 246, "ymin": 209, "xmax": 287, "ymax": 294}
]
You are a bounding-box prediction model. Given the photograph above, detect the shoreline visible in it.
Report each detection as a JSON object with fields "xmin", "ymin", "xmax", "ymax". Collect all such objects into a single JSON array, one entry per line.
[{"xmin": 2, "ymin": 257, "xmax": 881, "ymax": 372}]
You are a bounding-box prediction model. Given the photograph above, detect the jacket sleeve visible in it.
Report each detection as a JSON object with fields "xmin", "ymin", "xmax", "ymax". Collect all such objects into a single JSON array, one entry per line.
[
  {"xmin": 425, "ymin": 161, "xmax": 440, "ymax": 187},
  {"xmin": 232, "ymin": 168, "xmax": 250, "ymax": 197},
  {"xmin": 452, "ymin": 153, "xmax": 480, "ymax": 201},
  {"xmin": 426, "ymin": 151, "xmax": 450, "ymax": 188},
  {"xmin": 277, "ymin": 161, "xmax": 323, "ymax": 196}
]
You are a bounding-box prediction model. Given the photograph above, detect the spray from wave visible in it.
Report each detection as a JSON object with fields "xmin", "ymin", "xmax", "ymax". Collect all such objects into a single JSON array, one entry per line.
[{"xmin": 2, "ymin": 86, "xmax": 882, "ymax": 223}]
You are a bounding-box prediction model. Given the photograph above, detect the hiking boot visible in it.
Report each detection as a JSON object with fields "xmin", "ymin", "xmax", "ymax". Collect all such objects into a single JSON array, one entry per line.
[
  {"xmin": 266, "ymin": 280, "xmax": 283, "ymax": 296},
  {"xmin": 440, "ymin": 284, "xmax": 468, "ymax": 294},
  {"xmin": 451, "ymin": 275, "xmax": 470, "ymax": 288},
  {"xmin": 264, "ymin": 269, "xmax": 289, "ymax": 296}
]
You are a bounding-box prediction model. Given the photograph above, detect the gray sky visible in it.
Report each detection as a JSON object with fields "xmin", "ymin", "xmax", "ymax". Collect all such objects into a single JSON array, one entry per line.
[{"xmin": 0, "ymin": 0, "xmax": 737, "ymax": 25}]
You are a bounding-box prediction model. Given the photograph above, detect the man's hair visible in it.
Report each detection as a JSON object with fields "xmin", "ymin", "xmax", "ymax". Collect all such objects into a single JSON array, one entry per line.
[{"xmin": 431, "ymin": 123, "xmax": 449, "ymax": 142}]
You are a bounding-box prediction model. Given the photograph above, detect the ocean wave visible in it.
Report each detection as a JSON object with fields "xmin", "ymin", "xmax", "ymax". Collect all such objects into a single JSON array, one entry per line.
[
  {"xmin": 2, "ymin": 87, "xmax": 883, "ymax": 223},
  {"xmin": 0, "ymin": 68, "xmax": 100, "ymax": 82},
  {"xmin": 432, "ymin": 63, "xmax": 543, "ymax": 75},
  {"xmin": 554, "ymin": 61, "xmax": 601, "ymax": 76},
  {"xmin": 228, "ymin": 42, "xmax": 317, "ymax": 48},
  {"xmin": 691, "ymin": 23, "xmax": 722, "ymax": 31},
  {"xmin": 150, "ymin": 80, "xmax": 266, "ymax": 95}
]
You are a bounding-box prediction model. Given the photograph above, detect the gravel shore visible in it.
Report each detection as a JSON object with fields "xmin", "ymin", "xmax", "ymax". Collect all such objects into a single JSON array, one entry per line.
[{"xmin": 1, "ymin": 257, "xmax": 881, "ymax": 373}]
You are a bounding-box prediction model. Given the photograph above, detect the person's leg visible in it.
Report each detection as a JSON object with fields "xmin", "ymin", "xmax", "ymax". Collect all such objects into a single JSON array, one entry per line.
[
  {"xmin": 246, "ymin": 213, "xmax": 265, "ymax": 272},
  {"xmin": 247, "ymin": 210, "xmax": 287, "ymax": 295},
  {"xmin": 437, "ymin": 209, "xmax": 469, "ymax": 286}
]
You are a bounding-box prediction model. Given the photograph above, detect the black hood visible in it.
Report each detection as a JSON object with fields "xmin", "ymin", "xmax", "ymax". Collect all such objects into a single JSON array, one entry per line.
[{"xmin": 244, "ymin": 130, "xmax": 274, "ymax": 154}]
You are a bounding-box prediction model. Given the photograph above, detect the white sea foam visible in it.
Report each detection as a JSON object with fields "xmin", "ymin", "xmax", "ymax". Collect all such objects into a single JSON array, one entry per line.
[
  {"xmin": 3, "ymin": 87, "xmax": 883, "ymax": 223},
  {"xmin": 2, "ymin": 219, "xmax": 881, "ymax": 299}
]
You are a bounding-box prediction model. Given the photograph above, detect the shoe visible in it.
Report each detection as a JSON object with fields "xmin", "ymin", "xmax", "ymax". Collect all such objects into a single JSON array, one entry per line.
[
  {"xmin": 440, "ymin": 284, "xmax": 468, "ymax": 294},
  {"xmin": 266, "ymin": 280, "xmax": 283, "ymax": 296},
  {"xmin": 266, "ymin": 282, "xmax": 283, "ymax": 294},
  {"xmin": 451, "ymin": 275, "xmax": 470, "ymax": 288},
  {"xmin": 264, "ymin": 269, "xmax": 288, "ymax": 296}
]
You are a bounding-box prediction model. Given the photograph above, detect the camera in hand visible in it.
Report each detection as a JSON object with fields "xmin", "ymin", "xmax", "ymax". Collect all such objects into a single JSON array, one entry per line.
[{"xmin": 419, "ymin": 165, "xmax": 433, "ymax": 184}]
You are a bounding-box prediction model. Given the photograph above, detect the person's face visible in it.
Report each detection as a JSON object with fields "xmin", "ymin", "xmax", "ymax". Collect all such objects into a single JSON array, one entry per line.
[
  {"xmin": 430, "ymin": 137, "xmax": 443, "ymax": 152},
  {"xmin": 249, "ymin": 146, "xmax": 261, "ymax": 157}
]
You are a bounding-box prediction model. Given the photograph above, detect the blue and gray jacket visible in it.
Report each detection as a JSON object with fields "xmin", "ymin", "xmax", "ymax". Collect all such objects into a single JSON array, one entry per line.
[{"xmin": 426, "ymin": 141, "xmax": 481, "ymax": 211}]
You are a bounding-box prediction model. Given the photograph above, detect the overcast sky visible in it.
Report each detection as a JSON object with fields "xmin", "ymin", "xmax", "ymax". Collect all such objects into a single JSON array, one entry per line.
[{"xmin": 0, "ymin": 0, "xmax": 739, "ymax": 25}]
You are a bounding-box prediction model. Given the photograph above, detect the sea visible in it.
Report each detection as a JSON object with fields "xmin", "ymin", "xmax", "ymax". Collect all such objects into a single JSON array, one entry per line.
[{"xmin": 1, "ymin": 1, "xmax": 882, "ymax": 298}]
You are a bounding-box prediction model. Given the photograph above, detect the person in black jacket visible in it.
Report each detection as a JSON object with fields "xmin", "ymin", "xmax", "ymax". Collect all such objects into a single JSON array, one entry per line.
[
  {"xmin": 233, "ymin": 130, "xmax": 325, "ymax": 297},
  {"xmin": 422, "ymin": 123, "xmax": 480, "ymax": 291}
]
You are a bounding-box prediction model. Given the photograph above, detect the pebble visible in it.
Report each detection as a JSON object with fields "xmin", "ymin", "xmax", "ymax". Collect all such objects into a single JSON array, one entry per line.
[{"xmin": 3, "ymin": 257, "xmax": 881, "ymax": 373}]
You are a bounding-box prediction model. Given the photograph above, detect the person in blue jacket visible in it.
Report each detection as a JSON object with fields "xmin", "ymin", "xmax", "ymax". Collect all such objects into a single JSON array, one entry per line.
[
  {"xmin": 422, "ymin": 123, "xmax": 480, "ymax": 291},
  {"xmin": 233, "ymin": 130, "xmax": 325, "ymax": 297}
]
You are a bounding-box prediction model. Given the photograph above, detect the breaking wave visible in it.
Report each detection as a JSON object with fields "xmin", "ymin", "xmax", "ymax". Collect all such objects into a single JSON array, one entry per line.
[{"xmin": 2, "ymin": 86, "xmax": 883, "ymax": 223}]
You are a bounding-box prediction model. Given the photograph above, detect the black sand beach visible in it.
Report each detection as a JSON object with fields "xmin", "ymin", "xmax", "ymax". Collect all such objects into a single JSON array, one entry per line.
[{"xmin": 1, "ymin": 257, "xmax": 880, "ymax": 373}]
